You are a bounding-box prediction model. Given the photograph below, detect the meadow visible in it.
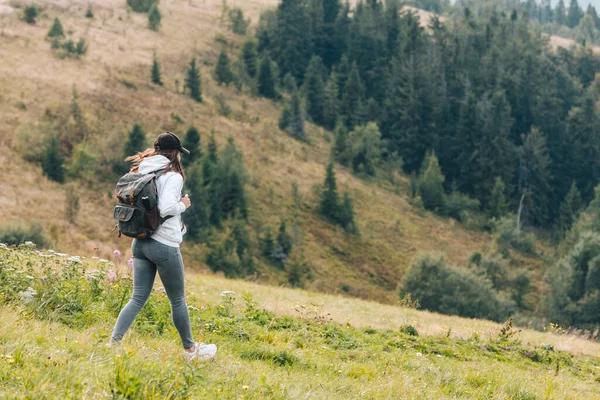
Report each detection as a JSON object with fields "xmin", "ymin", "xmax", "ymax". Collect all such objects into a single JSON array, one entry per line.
[{"xmin": 2, "ymin": 244, "xmax": 600, "ymax": 399}]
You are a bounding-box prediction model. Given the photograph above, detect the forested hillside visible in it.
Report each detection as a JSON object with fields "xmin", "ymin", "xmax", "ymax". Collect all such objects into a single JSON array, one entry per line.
[{"xmin": 3, "ymin": 0, "xmax": 600, "ymax": 331}]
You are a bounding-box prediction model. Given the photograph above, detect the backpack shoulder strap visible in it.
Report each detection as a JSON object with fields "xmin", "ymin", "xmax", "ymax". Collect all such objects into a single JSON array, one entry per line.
[{"xmin": 153, "ymin": 168, "xmax": 174, "ymax": 224}]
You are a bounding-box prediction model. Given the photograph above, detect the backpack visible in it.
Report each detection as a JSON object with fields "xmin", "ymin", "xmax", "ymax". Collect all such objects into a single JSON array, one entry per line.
[{"xmin": 113, "ymin": 169, "xmax": 171, "ymax": 239}]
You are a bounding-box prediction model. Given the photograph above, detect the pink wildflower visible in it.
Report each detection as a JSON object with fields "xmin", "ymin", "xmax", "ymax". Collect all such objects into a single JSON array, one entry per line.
[{"xmin": 108, "ymin": 270, "xmax": 117, "ymax": 282}]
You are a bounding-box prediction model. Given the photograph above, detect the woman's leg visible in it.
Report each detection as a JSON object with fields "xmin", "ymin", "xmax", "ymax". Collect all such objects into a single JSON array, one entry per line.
[
  {"xmin": 110, "ymin": 241, "xmax": 157, "ymax": 342},
  {"xmin": 154, "ymin": 245, "xmax": 195, "ymax": 350}
]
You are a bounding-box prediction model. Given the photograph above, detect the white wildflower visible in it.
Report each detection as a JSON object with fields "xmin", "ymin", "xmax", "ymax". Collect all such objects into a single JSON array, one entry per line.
[
  {"xmin": 56, "ymin": 253, "xmax": 68, "ymax": 257},
  {"xmin": 98, "ymin": 259, "xmax": 109, "ymax": 263},
  {"xmin": 220, "ymin": 291, "xmax": 236, "ymax": 297},
  {"xmin": 18, "ymin": 287, "xmax": 37, "ymax": 303},
  {"xmin": 67, "ymin": 256, "xmax": 82, "ymax": 264},
  {"xmin": 0, "ymin": 243, "xmax": 8, "ymax": 249},
  {"xmin": 416, "ymin": 353, "xmax": 423, "ymax": 357},
  {"xmin": 25, "ymin": 275, "xmax": 34, "ymax": 280},
  {"xmin": 188, "ymin": 306, "xmax": 199, "ymax": 311}
]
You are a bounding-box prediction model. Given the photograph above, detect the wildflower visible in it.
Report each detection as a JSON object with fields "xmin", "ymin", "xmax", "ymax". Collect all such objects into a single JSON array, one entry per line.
[
  {"xmin": 220, "ymin": 291, "xmax": 236, "ymax": 297},
  {"xmin": 113, "ymin": 249, "xmax": 121, "ymax": 257},
  {"xmin": 98, "ymin": 259, "xmax": 109, "ymax": 263},
  {"xmin": 108, "ymin": 270, "xmax": 117, "ymax": 282},
  {"xmin": 188, "ymin": 306, "xmax": 199, "ymax": 311},
  {"xmin": 127, "ymin": 257, "xmax": 134, "ymax": 267},
  {"xmin": 18, "ymin": 287, "xmax": 37, "ymax": 303},
  {"xmin": 25, "ymin": 275, "xmax": 34, "ymax": 280},
  {"xmin": 56, "ymin": 253, "xmax": 68, "ymax": 257},
  {"xmin": 67, "ymin": 256, "xmax": 82, "ymax": 264},
  {"xmin": 416, "ymin": 352, "xmax": 423, "ymax": 357}
]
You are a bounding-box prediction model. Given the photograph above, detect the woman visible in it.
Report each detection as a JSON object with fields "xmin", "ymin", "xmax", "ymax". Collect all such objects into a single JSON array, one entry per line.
[{"xmin": 110, "ymin": 132, "xmax": 217, "ymax": 361}]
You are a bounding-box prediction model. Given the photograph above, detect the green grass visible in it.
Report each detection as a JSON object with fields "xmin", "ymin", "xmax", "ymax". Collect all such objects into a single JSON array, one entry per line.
[{"xmin": 1, "ymin": 244, "xmax": 600, "ymax": 399}]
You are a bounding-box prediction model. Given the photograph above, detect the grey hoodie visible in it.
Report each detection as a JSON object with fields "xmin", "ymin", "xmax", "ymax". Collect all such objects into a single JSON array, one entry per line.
[{"xmin": 138, "ymin": 155, "xmax": 187, "ymax": 247}]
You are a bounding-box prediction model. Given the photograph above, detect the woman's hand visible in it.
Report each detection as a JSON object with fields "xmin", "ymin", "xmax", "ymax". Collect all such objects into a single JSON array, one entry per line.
[{"xmin": 181, "ymin": 194, "xmax": 191, "ymax": 209}]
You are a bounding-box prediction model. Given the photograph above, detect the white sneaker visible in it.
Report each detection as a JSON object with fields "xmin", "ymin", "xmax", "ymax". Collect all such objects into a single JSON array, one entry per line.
[{"xmin": 184, "ymin": 342, "xmax": 217, "ymax": 361}]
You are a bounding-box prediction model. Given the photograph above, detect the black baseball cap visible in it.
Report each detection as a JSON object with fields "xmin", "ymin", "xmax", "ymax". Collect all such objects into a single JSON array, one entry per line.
[{"xmin": 154, "ymin": 132, "xmax": 190, "ymax": 155}]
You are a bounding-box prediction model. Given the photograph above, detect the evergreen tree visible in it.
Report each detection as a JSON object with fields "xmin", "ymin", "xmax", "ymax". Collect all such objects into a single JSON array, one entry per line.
[
  {"xmin": 333, "ymin": 122, "xmax": 350, "ymax": 166},
  {"xmin": 418, "ymin": 152, "xmax": 446, "ymax": 212},
  {"xmin": 567, "ymin": 0, "xmax": 582, "ymax": 28},
  {"xmin": 323, "ymin": 71, "xmax": 340, "ymax": 130},
  {"xmin": 559, "ymin": 182, "xmax": 583, "ymax": 233},
  {"xmin": 241, "ymin": 39, "xmax": 258, "ymax": 78},
  {"xmin": 587, "ymin": 5, "xmax": 600, "ymax": 29},
  {"xmin": 341, "ymin": 61, "xmax": 364, "ymax": 131},
  {"xmin": 287, "ymin": 92, "xmax": 307, "ymax": 141},
  {"xmin": 228, "ymin": 7, "xmax": 250, "ymax": 35},
  {"xmin": 556, "ymin": 0, "xmax": 567, "ymax": 25},
  {"xmin": 47, "ymin": 17, "xmax": 64, "ymax": 38},
  {"xmin": 488, "ymin": 177, "xmax": 510, "ymax": 219},
  {"xmin": 518, "ymin": 128, "xmax": 552, "ymax": 226},
  {"xmin": 185, "ymin": 58, "xmax": 202, "ymax": 102},
  {"xmin": 303, "ymin": 55, "xmax": 326, "ymax": 126},
  {"xmin": 85, "ymin": 6, "xmax": 94, "ymax": 18},
  {"xmin": 279, "ymin": 105, "xmax": 291, "ymax": 131},
  {"xmin": 203, "ymin": 134, "xmax": 222, "ymax": 228},
  {"xmin": 148, "ymin": 4, "xmax": 161, "ymax": 31},
  {"xmin": 151, "ymin": 56, "xmax": 163, "ymax": 86},
  {"xmin": 123, "ymin": 124, "xmax": 146, "ymax": 171},
  {"xmin": 319, "ymin": 161, "xmax": 340, "ymax": 222},
  {"xmin": 181, "ymin": 126, "xmax": 201, "ymax": 167},
  {"xmin": 262, "ymin": 228, "xmax": 275, "ymax": 258},
  {"xmin": 219, "ymin": 137, "xmax": 249, "ymax": 220},
  {"xmin": 214, "ymin": 49, "xmax": 234, "ymax": 86},
  {"xmin": 23, "ymin": 6, "xmax": 38, "ymax": 24},
  {"xmin": 336, "ymin": 55, "xmax": 351, "ymax": 98},
  {"xmin": 257, "ymin": 56, "xmax": 277, "ymax": 99},
  {"xmin": 183, "ymin": 163, "xmax": 209, "ymax": 241},
  {"xmin": 276, "ymin": 221, "xmax": 293, "ymax": 257},
  {"xmin": 42, "ymin": 136, "xmax": 65, "ymax": 183},
  {"xmin": 272, "ymin": 0, "xmax": 313, "ymax": 83},
  {"xmin": 338, "ymin": 191, "xmax": 358, "ymax": 234}
]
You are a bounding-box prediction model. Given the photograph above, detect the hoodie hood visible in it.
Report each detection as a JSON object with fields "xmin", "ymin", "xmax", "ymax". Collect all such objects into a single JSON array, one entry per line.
[{"xmin": 138, "ymin": 155, "xmax": 170, "ymax": 175}]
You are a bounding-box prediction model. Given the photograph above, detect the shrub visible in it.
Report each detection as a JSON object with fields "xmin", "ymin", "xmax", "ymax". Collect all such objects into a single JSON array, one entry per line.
[
  {"xmin": 148, "ymin": 4, "xmax": 161, "ymax": 31},
  {"xmin": 85, "ymin": 6, "xmax": 94, "ymax": 18},
  {"xmin": 228, "ymin": 7, "xmax": 250, "ymax": 35},
  {"xmin": 399, "ymin": 254, "xmax": 515, "ymax": 322},
  {"xmin": 42, "ymin": 136, "xmax": 65, "ymax": 183},
  {"xmin": 493, "ymin": 216, "xmax": 537, "ymax": 255},
  {"xmin": 23, "ymin": 5, "xmax": 38, "ymax": 24},
  {"xmin": 0, "ymin": 221, "xmax": 48, "ymax": 248},
  {"xmin": 418, "ymin": 152, "xmax": 446, "ymax": 212},
  {"xmin": 127, "ymin": 0, "xmax": 158, "ymax": 13},
  {"xmin": 348, "ymin": 123, "xmax": 384, "ymax": 177},
  {"xmin": 445, "ymin": 191, "xmax": 480, "ymax": 222},
  {"xmin": 47, "ymin": 17, "xmax": 65, "ymax": 38}
]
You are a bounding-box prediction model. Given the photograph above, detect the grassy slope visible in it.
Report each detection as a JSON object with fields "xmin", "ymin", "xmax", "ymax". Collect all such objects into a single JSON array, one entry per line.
[
  {"xmin": 1, "ymin": 245, "xmax": 600, "ymax": 399},
  {"xmin": 0, "ymin": 0, "xmax": 498, "ymax": 304}
]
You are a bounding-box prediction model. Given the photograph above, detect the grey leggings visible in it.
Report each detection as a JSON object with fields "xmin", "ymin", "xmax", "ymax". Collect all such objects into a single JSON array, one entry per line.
[{"xmin": 111, "ymin": 239, "xmax": 195, "ymax": 349}]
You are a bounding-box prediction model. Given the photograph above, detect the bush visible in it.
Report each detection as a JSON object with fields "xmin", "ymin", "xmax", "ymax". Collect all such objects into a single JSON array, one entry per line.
[
  {"xmin": 127, "ymin": 0, "xmax": 158, "ymax": 13},
  {"xmin": 493, "ymin": 216, "xmax": 537, "ymax": 255},
  {"xmin": 418, "ymin": 153, "xmax": 446, "ymax": 212},
  {"xmin": 399, "ymin": 254, "xmax": 515, "ymax": 322},
  {"xmin": 148, "ymin": 4, "xmax": 161, "ymax": 31},
  {"xmin": 23, "ymin": 5, "xmax": 38, "ymax": 24},
  {"xmin": 0, "ymin": 222, "xmax": 48, "ymax": 248},
  {"xmin": 445, "ymin": 191, "xmax": 480, "ymax": 222},
  {"xmin": 228, "ymin": 7, "xmax": 250, "ymax": 35}
]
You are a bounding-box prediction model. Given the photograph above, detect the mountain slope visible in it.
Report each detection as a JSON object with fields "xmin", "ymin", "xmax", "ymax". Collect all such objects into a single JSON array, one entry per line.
[{"xmin": 0, "ymin": 0, "xmax": 496, "ymax": 304}]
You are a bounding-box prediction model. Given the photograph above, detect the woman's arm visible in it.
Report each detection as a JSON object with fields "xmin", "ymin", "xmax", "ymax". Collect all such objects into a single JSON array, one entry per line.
[{"xmin": 158, "ymin": 173, "xmax": 187, "ymax": 218}]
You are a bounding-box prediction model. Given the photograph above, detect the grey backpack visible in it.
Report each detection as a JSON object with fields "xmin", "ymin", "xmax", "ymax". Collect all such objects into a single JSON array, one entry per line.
[{"xmin": 113, "ymin": 170, "xmax": 171, "ymax": 239}]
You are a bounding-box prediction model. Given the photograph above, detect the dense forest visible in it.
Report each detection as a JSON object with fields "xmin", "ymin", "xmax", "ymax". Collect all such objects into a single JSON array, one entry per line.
[{"xmin": 252, "ymin": 0, "xmax": 600, "ymax": 232}]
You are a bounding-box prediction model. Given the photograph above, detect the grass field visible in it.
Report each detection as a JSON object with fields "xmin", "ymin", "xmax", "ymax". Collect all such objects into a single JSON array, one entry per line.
[{"xmin": 1, "ymin": 245, "xmax": 600, "ymax": 399}]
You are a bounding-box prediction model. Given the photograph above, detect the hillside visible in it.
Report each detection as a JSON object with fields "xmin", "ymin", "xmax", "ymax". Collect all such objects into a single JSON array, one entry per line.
[
  {"xmin": 0, "ymin": 0, "xmax": 497, "ymax": 304},
  {"xmin": 2, "ymin": 245, "xmax": 600, "ymax": 399}
]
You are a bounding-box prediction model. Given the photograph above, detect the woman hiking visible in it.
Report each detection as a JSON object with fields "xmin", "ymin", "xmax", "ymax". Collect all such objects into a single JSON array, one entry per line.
[{"xmin": 110, "ymin": 132, "xmax": 217, "ymax": 361}]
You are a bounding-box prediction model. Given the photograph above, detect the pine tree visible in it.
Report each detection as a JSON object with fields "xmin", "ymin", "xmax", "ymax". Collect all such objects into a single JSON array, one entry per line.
[
  {"xmin": 287, "ymin": 91, "xmax": 307, "ymax": 141},
  {"xmin": 488, "ymin": 177, "xmax": 510, "ymax": 219},
  {"xmin": 257, "ymin": 56, "xmax": 277, "ymax": 99},
  {"xmin": 185, "ymin": 58, "xmax": 202, "ymax": 102},
  {"xmin": 419, "ymin": 152, "xmax": 446, "ymax": 212},
  {"xmin": 214, "ymin": 49, "xmax": 234, "ymax": 86},
  {"xmin": 151, "ymin": 56, "xmax": 163, "ymax": 86},
  {"xmin": 182, "ymin": 126, "xmax": 201, "ymax": 167},
  {"xmin": 558, "ymin": 182, "xmax": 583, "ymax": 233},
  {"xmin": 323, "ymin": 71, "xmax": 340, "ymax": 130},
  {"xmin": 279, "ymin": 105, "xmax": 291, "ymax": 131},
  {"xmin": 183, "ymin": 163, "xmax": 209, "ymax": 241},
  {"xmin": 319, "ymin": 161, "xmax": 340, "ymax": 222},
  {"xmin": 262, "ymin": 228, "xmax": 275, "ymax": 258},
  {"xmin": 124, "ymin": 124, "xmax": 146, "ymax": 162},
  {"xmin": 303, "ymin": 55, "xmax": 326, "ymax": 126},
  {"xmin": 567, "ymin": 0, "xmax": 582, "ymax": 28},
  {"xmin": 276, "ymin": 221, "xmax": 293, "ymax": 256},
  {"xmin": 219, "ymin": 137, "xmax": 249, "ymax": 220},
  {"xmin": 148, "ymin": 4, "xmax": 161, "ymax": 31},
  {"xmin": 341, "ymin": 61, "xmax": 364, "ymax": 131},
  {"xmin": 42, "ymin": 136, "xmax": 65, "ymax": 183},
  {"xmin": 85, "ymin": 6, "xmax": 94, "ymax": 18},
  {"xmin": 333, "ymin": 122, "xmax": 350, "ymax": 166},
  {"xmin": 338, "ymin": 191, "xmax": 358, "ymax": 234},
  {"xmin": 336, "ymin": 55, "xmax": 351, "ymax": 98},
  {"xmin": 518, "ymin": 128, "xmax": 552, "ymax": 226},
  {"xmin": 556, "ymin": 0, "xmax": 567, "ymax": 25},
  {"xmin": 241, "ymin": 39, "xmax": 258, "ymax": 78},
  {"xmin": 47, "ymin": 17, "xmax": 64, "ymax": 38},
  {"xmin": 202, "ymin": 134, "xmax": 222, "ymax": 228},
  {"xmin": 23, "ymin": 6, "xmax": 38, "ymax": 24}
]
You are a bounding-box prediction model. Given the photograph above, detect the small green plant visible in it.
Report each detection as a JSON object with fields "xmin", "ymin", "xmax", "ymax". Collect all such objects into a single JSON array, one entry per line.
[
  {"xmin": 400, "ymin": 324, "xmax": 419, "ymax": 336},
  {"xmin": 148, "ymin": 4, "xmax": 161, "ymax": 31},
  {"xmin": 228, "ymin": 7, "xmax": 250, "ymax": 35},
  {"xmin": 127, "ymin": 0, "xmax": 158, "ymax": 13},
  {"xmin": 85, "ymin": 6, "xmax": 94, "ymax": 18},
  {"xmin": 47, "ymin": 17, "xmax": 65, "ymax": 38},
  {"xmin": 23, "ymin": 5, "xmax": 38, "ymax": 24}
]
